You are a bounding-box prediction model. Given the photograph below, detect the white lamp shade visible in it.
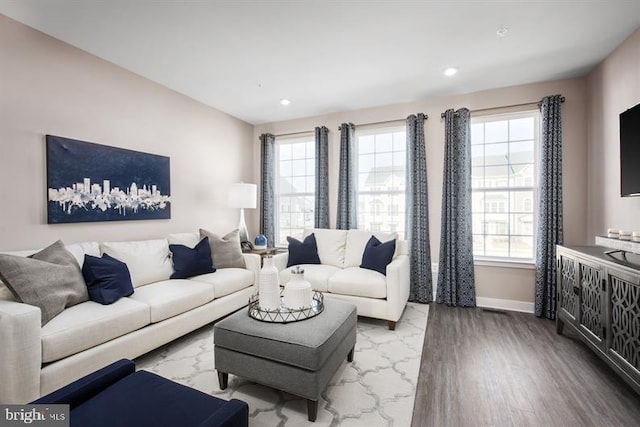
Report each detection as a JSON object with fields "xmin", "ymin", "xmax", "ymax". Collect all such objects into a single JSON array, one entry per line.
[{"xmin": 228, "ymin": 183, "xmax": 257, "ymax": 209}]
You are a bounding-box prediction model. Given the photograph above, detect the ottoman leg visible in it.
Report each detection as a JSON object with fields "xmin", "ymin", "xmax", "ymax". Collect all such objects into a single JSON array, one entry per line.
[
  {"xmin": 217, "ymin": 371, "xmax": 228, "ymax": 390},
  {"xmin": 307, "ymin": 399, "xmax": 318, "ymax": 422},
  {"xmin": 347, "ymin": 346, "xmax": 355, "ymax": 362}
]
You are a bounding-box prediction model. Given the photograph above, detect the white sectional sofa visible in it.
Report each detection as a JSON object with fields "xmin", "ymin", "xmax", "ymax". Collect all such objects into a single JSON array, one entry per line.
[
  {"xmin": 273, "ymin": 228, "xmax": 410, "ymax": 330},
  {"xmin": 0, "ymin": 232, "xmax": 260, "ymax": 404}
]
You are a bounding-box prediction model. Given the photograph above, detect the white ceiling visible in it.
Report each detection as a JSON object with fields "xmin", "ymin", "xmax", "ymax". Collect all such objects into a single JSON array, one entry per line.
[{"xmin": 1, "ymin": 0, "xmax": 640, "ymax": 125}]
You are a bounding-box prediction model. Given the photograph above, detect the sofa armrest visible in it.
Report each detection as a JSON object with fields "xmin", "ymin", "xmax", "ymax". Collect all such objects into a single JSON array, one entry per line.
[
  {"xmin": 33, "ymin": 359, "xmax": 135, "ymax": 408},
  {"xmin": 0, "ymin": 299, "xmax": 42, "ymax": 403},
  {"xmin": 242, "ymin": 254, "xmax": 261, "ymax": 291},
  {"xmin": 197, "ymin": 398, "xmax": 249, "ymax": 427},
  {"xmin": 272, "ymin": 252, "xmax": 289, "ymax": 272},
  {"xmin": 385, "ymin": 254, "xmax": 410, "ymax": 322}
]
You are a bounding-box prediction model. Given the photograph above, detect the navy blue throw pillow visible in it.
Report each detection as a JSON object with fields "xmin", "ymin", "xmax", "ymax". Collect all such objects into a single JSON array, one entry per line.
[
  {"xmin": 169, "ymin": 237, "xmax": 216, "ymax": 279},
  {"xmin": 287, "ymin": 234, "xmax": 321, "ymax": 267},
  {"xmin": 360, "ymin": 236, "xmax": 396, "ymax": 276},
  {"xmin": 82, "ymin": 253, "xmax": 134, "ymax": 305}
]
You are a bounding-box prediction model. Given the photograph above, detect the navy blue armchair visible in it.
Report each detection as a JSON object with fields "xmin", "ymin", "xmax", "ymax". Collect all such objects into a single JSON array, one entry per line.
[{"xmin": 33, "ymin": 359, "xmax": 248, "ymax": 427}]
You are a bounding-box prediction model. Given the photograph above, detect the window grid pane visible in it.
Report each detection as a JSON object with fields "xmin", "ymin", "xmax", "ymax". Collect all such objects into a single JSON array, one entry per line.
[
  {"xmin": 276, "ymin": 137, "xmax": 315, "ymax": 246},
  {"xmin": 471, "ymin": 112, "xmax": 538, "ymax": 261},
  {"xmin": 356, "ymin": 127, "xmax": 406, "ymax": 239}
]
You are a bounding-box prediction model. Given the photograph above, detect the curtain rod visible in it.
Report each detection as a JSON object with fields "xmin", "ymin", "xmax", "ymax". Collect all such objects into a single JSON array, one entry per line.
[
  {"xmin": 439, "ymin": 96, "xmax": 566, "ymax": 119},
  {"xmin": 338, "ymin": 114, "xmax": 428, "ymax": 130},
  {"xmin": 273, "ymin": 130, "xmax": 315, "ymax": 138}
]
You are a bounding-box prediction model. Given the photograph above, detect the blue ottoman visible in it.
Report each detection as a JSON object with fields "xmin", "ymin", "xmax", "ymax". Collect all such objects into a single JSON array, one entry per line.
[{"xmin": 33, "ymin": 359, "xmax": 248, "ymax": 427}]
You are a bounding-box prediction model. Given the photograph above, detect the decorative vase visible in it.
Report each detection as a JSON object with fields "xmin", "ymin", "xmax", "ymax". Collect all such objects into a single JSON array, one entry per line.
[
  {"xmin": 283, "ymin": 266, "xmax": 312, "ymax": 309},
  {"xmin": 254, "ymin": 234, "xmax": 267, "ymax": 250},
  {"xmin": 259, "ymin": 255, "xmax": 280, "ymax": 311}
]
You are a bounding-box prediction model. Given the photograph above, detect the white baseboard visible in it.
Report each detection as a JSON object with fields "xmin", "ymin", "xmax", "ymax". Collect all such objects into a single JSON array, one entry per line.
[
  {"xmin": 430, "ymin": 264, "xmax": 534, "ymax": 313},
  {"xmin": 475, "ymin": 296, "xmax": 534, "ymax": 314}
]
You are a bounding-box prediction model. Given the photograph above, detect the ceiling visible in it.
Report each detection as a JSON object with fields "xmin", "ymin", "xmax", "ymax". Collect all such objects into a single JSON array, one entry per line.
[{"xmin": 1, "ymin": 1, "xmax": 639, "ymax": 125}]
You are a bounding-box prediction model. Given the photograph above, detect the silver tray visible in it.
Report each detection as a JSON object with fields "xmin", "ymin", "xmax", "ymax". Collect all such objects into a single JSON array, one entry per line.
[{"xmin": 248, "ymin": 291, "xmax": 324, "ymax": 323}]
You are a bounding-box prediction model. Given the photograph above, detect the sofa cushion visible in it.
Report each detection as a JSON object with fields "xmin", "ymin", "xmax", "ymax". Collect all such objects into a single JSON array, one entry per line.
[
  {"xmin": 286, "ymin": 234, "xmax": 321, "ymax": 267},
  {"xmin": 100, "ymin": 239, "xmax": 173, "ymax": 288},
  {"xmin": 41, "ymin": 298, "xmax": 150, "ymax": 363},
  {"xmin": 65, "ymin": 242, "xmax": 101, "ymax": 268},
  {"xmin": 360, "ymin": 236, "xmax": 396, "ymax": 276},
  {"xmin": 128, "ymin": 279, "xmax": 215, "ymax": 323},
  {"xmin": 82, "ymin": 254, "xmax": 134, "ymax": 305},
  {"xmin": 344, "ymin": 230, "xmax": 398, "ymax": 268},
  {"xmin": 166, "ymin": 232, "xmax": 200, "ymax": 248},
  {"xmin": 0, "ymin": 240, "xmax": 89, "ymax": 325},
  {"xmin": 279, "ymin": 264, "xmax": 341, "ymax": 292},
  {"xmin": 328, "ymin": 267, "xmax": 387, "ymax": 299},
  {"xmin": 199, "ymin": 229, "xmax": 246, "ymax": 269},
  {"xmin": 189, "ymin": 268, "xmax": 254, "ymax": 299},
  {"xmin": 169, "ymin": 237, "xmax": 215, "ymax": 279},
  {"xmin": 303, "ymin": 228, "xmax": 348, "ymax": 268}
]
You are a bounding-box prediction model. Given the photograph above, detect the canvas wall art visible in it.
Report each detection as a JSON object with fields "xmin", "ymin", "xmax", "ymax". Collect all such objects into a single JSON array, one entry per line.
[{"xmin": 46, "ymin": 135, "xmax": 171, "ymax": 223}]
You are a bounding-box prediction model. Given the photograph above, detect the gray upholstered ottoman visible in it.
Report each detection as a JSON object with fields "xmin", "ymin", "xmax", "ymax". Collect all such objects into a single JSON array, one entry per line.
[{"xmin": 214, "ymin": 299, "xmax": 357, "ymax": 422}]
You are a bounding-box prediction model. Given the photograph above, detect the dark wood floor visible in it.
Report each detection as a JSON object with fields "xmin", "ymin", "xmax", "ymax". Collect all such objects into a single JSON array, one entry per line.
[{"xmin": 411, "ymin": 304, "xmax": 640, "ymax": 427}]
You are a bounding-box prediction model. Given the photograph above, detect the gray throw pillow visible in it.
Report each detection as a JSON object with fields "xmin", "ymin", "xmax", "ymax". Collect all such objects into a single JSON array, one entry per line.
[
  {"xmin": 199, "ymin": 229, "xmax": 246, "ymax": 269},
  {"xmin": 0, "ymin": 240, "xmax": 89, "ymax": 325}
]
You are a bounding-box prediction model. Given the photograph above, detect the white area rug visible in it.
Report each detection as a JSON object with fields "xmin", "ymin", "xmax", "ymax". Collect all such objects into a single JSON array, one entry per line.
[{"xmin": 136, "ymin": 302, "xmax": 428, "ymax": 427}]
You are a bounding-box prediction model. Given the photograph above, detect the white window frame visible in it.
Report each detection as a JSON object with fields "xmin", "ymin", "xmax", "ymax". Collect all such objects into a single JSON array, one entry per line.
[
  {"xmin": 274, "ymin": 134, "xmax": 315, "ymax": 247},
  {"xmin": 471, "ymin": 110, "xmax": 540, "ymax": 266},
  {"xmin": 355, "ymin": 124, "xmax": 407, "ymax": 239}
]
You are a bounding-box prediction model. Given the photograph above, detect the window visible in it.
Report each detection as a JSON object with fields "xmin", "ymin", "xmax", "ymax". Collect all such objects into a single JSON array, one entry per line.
[
  {"xmin": 356, "ymin": 126, "xmax": 406, "ymax": 238},
  {"xmin": 471, "ymin": 111, "xmax": 539, "ymax": 261},
  {"xmin": 275, "ymin": 136, "xmax": 315, "ymax": 246}
]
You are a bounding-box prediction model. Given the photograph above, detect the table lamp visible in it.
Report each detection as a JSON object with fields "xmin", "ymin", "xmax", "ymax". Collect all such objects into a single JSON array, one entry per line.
[{"xmin": 228, "ymin": 183, "xmax": 257, "ymax": 250}]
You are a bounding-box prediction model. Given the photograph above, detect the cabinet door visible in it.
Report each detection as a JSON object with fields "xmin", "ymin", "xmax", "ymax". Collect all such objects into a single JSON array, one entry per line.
[
  {"xmin": 608, "ymin": 269, "xmax": 640, "ymax": 376},
  {"xmin": 578, "ymin": 261, "xmax": 605, "ymax": 348},
  {"xmin": 558, "ymin": 254, "xmax": 579, "ymax": 323}
]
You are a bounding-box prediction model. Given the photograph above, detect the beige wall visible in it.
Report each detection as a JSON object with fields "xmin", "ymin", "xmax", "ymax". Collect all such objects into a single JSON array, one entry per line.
[
  {"xmin": 587, "ymin": 27, "xmax": 640, "ymax": 239},
  {"xmin": 0, "ymin": 15, "xmax": 255, "ymax": 251},
  {"xmin": 254, "ymin": 78, "xmax": 589, "ymax": 305}
]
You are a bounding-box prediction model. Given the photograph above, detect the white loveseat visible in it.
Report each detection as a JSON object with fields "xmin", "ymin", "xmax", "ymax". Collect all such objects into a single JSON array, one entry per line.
[
  {"xmin": 0, "ymin": 232, "xmax": 260, "ymax": 404},
  {"xmin": 273, "ymin": 228, "xmax": 410, "ymax": 330}
]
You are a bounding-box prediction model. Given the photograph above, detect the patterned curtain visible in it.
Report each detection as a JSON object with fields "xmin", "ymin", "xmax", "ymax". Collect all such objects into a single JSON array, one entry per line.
[
  {"xmin": 406, "ymin": 114, "xmax": 432, "ymax": 303},
  {"xmin": 336, "ymin": 123, "xmax": 357, "ymax": 229},
  {"xmin": 315, "ymin": 126, "xmax": 330, "ymax": 229},
  {"xmin": 437, "ymin": 108, "xmax": 476, "ymax": 307},
  {"xmin": 535, "ymin": 95, "xmax": 564, "ymax": 319},
  {"xmin": 260, "ymin": 133, "xmax": 276, "ymax": 247}
]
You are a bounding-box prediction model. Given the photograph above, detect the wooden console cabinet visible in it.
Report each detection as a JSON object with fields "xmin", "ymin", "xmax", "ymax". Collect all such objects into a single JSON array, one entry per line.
[{"xmin": 556, "ymin": 245, "xmax": 640, "ymax": 394}]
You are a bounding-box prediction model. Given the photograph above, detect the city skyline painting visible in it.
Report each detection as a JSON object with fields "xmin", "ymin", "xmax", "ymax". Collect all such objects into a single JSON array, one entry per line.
[{"xmin": 46, "ymin": 135, "xmax": 171, "ymax": 223}]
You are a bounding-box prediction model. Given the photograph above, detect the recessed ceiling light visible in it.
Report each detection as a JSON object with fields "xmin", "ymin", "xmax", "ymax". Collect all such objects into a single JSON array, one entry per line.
[
  {"xmin": 497, "ymin": 26, "xmax": 509, "ymax": 38},
  {"xmin": 280, "ymin": 98, "xmax": 291, "ymax": 106},
  {"xmin": 443, "ymin": 67, "xmax": 458, "ymax": 77}
]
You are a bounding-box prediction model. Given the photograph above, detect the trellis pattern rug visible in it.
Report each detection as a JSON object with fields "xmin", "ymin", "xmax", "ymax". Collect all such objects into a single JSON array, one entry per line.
[{"xmin": 135, "ymin": 302, "xmax": 428, "ymax": 427}]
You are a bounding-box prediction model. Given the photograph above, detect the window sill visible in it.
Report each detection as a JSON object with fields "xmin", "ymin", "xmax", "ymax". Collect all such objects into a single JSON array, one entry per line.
[{"xmin": 474, "ymin": 258, "xmax": 535, "ymax": 270}]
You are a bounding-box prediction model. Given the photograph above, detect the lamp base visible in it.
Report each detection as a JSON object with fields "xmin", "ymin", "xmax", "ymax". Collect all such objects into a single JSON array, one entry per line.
[{"xmin": 238, "ymin": 208, "xmax": 253, "ymax": 252}]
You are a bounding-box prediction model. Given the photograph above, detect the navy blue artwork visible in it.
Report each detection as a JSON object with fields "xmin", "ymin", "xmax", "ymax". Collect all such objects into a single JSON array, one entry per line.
[{"xmin": 46, "ymin": 135, "xmax": 171, "ymax": 223}]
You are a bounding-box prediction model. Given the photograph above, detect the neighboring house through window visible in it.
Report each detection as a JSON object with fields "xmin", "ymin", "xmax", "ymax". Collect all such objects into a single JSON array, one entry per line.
[
  {"xmin": 356, "ymin": 125, "xmax": 406, "ymax": 239},
  {"xmin": 471, "ymin": 110, "xmax": 539, "ymax": 261},
  {"xmin": 275, "ymin": 135, "xmax": 315, "ymax": 246}
]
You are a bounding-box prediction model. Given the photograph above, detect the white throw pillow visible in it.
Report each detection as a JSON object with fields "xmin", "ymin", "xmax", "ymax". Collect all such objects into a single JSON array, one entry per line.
[
  {"xmin": 100, "ymin": 239, "xmax": 173, "ymax": 288},
  {"xmin": 303, "ymin": 228, "xmax": 348, "ymax": 268},
  {"xmin": 343, "ymin": 230, "xmax": 398, "ymax": 268}
]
